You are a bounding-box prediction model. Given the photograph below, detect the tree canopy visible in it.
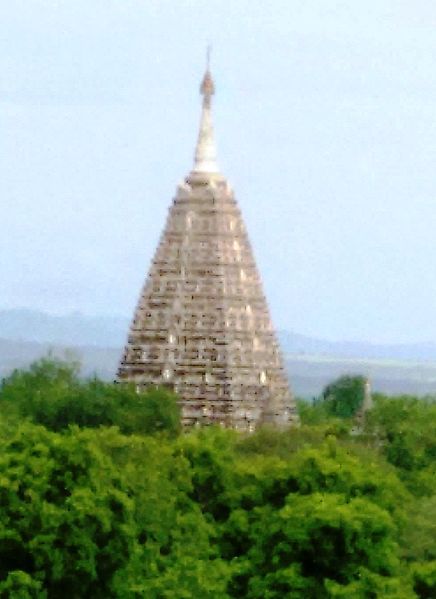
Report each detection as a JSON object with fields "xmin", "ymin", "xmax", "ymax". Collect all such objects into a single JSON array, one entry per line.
[
  {"xmin": 0, "ymin": 356, "xmax": 181, "ymax": 436},
  {"xmin": 321, "ymin": 374, "xmax": 367, "ymax": 418},
  {"xmin": 0, "ymin": 357, "xmax": 434, "ymax": 597}
]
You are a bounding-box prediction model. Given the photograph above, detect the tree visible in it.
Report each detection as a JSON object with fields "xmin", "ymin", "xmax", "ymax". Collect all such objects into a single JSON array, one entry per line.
[
  {"xmin": 0, "ymin": 418, "xmax": 230, "ymax": 598},
  {"xmin": 411, "ymin": 561, "xmax": 436, "ymax": 598},
  {"xmin": 321, "ymin": 375, "xmax": 367, "ymax": 419},
  {"xmin": 400, "ymin": 495, "xmax": 436, "ymax": 564},
  {"xmin": 365, "ymin": 395, "xmax": 436, "ymax": 496},
  {"xmin": 210, "ymin": 433, "xmax": 408, "ymax": 597},
  {"xmin": 244, "ymin": 493, "xmax": 404, "ymax": 598},
  {"xmin": 0, "ymin": 421, "xmax": 137, "ymax": 598},
  {"xmin": 0, "ymin": 357, "xmax": 181, "ymax": 437},
  {"xmin": 1, "ymin": 360, "xmax": 434, "ymax": 597}
]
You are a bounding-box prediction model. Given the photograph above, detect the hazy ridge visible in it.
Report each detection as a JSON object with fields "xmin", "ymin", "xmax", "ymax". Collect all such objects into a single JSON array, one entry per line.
[{"xmin": 1, "ymin": 309, "xmax": 436, "ymax": 397}]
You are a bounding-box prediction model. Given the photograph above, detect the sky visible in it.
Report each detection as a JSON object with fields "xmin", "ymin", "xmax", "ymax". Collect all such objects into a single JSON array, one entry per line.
[{"xmin": 1, "ymin": 0, "xmax": 435, "ymax": 344}]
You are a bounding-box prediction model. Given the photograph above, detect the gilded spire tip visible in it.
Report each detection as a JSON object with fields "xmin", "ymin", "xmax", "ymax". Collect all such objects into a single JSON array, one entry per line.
[{"xmin": 200, "ymin": 47, "xmax": 215, "ymax": 98}]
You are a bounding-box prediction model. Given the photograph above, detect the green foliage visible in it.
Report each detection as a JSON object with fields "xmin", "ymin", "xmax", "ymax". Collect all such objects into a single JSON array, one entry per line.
[
  {"xmin": 0, "ymin": 359, "xmax": 435, "ymax": 597},
  {"xmin": 245, "ymin": 494, "xmax": 401, "ymax": 598},
  {"xmin": 321, "ymin": 374, "xmax": 367, "ymax": 418},
  {"xmin": 365, "ymin": 394, "xmax": 436, "ymax": 495},
  {"xmin": 400, "ymin": 495, "xmax": 436, "ymax": 563},
  {"xmin": 0, "ymin": 418, "xmax": 229, "ymax": 598},
  {"xmin": 176, "ymin": 427, "xmax": 238, "ymax": 523},
  {"xmin": 0, "ymin": 421, "xmax": 136, "ymax": 597},
  {"xmin": 411, "ymin": 561, "xmax": 436, "ymax": 598},
  {"xmin": 325, "ymin": 568, "xmax": 415, "ymax": 598},
  {"xmin": 297, "ymin": 397, "xmax": 336, "ymax": 425},
  {"xmin": 219, "ymin": 437, "xmax": 409, "ymax": 597},
  {"xmin": 0, "ymin": 356, "xmax": 181, "ymax": 437},
  {"xmin": 0, "ymin": 570, "xmax": 45, "ymax": 599}
]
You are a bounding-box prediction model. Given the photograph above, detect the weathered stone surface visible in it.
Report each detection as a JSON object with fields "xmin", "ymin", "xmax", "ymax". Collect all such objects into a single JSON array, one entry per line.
[{"xmin": 117, "ymin": 67, "xmax": 297, "ymax": 430}]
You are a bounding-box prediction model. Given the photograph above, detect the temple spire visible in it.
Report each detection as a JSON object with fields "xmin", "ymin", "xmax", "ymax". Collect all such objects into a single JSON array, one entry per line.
[
  {"xmin": 118, "ymin": 59, "xmax": 297, "ymax": 430},
  {"xmin": 192, "ymin": 49, "xmax": 219, "ymax": 175}
]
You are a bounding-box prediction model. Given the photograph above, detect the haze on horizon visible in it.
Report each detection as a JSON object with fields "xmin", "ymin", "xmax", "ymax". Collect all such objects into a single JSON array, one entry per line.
[{"xmin": 1, "ymin": 1, "xmax": 435, "ymax": 345}]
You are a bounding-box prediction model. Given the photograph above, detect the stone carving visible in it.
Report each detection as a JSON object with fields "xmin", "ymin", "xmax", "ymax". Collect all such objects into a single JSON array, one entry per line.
[{"xmin": 117, "ymin": 66, "xmax": 298, "ymax": 430}]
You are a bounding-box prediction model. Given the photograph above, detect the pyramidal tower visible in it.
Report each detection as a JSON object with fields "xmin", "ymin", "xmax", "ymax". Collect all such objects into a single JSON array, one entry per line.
[{"xmin": 118, "ymin": 61, "xmax": 298, "ymax": 430}]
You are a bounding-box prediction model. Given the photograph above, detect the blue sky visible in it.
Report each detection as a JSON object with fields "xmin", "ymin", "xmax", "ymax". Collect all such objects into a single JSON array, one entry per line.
[{"xmin": 1, "ymin": 0, "xmax": 435, "ymax": 343}]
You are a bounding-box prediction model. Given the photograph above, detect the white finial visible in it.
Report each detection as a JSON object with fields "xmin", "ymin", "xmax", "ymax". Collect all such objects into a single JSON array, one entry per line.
[
  {"xmin": 206, "ymin": 44, "xmax": 211, "ymax": 70},
  {"xmin": 192, "ymin": 49, "xmax": 219, "ymax": 175},
  {"xmin": 363, "ymin": 378, "xmax": 373, "ymax": 411}
]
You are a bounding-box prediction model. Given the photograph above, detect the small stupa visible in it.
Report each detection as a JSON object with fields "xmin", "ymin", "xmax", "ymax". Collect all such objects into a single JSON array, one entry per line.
[
  {"xmin": 354, "ymin": 378, "xmax": 373, "ymax": 428},
  {"xmin": 117, "ymin": 57, "xmax": 298, "ymax": 430}
]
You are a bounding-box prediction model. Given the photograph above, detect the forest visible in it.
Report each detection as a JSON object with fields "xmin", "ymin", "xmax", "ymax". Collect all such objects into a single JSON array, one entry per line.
[{"xmin": 0, "ymin": 358, "xmax": 435, "ymax": 598}]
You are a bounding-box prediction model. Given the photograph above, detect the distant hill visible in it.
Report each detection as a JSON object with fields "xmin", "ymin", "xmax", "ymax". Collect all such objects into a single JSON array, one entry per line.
[
  {"xmin": 0, "ymin": 309, "xmax": 129, "ymax": 347},
  {"xmin": 0, "ymin": 337, "xmax": 120, "ymax": 381},
  {"xmin": 278, "ymin": 330, "xmax": 436, "ymax": 362},
  {"xmin": 1, "ymin": 337, "xmax": 436, "ymax": 399},
  {"xmin": 1, "ymin": 309, "xmax": 436, "ymax": 398},
  {"xmin": 1, "ymin": 308, "xmax": 436, "ymax": 361}
]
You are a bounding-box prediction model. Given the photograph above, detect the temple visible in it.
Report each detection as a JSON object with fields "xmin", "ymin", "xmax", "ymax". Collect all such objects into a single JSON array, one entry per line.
[{"xmin": 117, "ymin": 62, "xmax": 298, "ymax": 430}]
